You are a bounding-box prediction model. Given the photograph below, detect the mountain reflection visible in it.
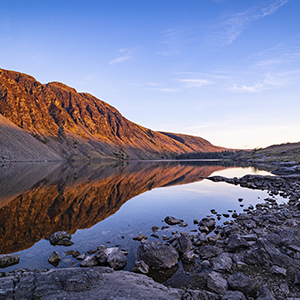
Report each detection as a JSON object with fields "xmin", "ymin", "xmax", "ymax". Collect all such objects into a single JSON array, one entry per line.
[{"xmin": 0, "ymin": 160, "xmax": 228, "ymax": 254}]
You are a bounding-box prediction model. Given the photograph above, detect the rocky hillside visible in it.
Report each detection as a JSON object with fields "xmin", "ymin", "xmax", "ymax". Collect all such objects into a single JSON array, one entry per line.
[{"xmin": 0, "ymin": 68, "xmax": 225, "ymax": 160}]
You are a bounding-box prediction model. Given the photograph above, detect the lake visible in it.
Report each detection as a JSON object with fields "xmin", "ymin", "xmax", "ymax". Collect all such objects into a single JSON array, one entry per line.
[{"xmin": 0, "ymin": 160, "xmax": 285, "ymax": 284}]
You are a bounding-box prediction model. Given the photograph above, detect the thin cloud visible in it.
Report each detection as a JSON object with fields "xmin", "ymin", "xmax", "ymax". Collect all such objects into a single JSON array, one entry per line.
[
  {"xmin": 209, "ymin": 0, "xmax": 289, "ymax": 46},
  {"xmin": 178, "ymin": 79, "xmax": 212, "ymax": 88},
  {"xmin": 109, "ymin": 56, "xmax": 131, "ymax": 65},
  {"xmin": 261, "ymin": 0, "xmax": 288, "ymax": 17}
]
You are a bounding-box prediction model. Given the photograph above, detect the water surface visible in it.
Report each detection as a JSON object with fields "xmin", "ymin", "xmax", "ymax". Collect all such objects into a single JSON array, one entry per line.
[{"xmin": 0, "ymin": 160, "xmax": 283, "ymax": 280}]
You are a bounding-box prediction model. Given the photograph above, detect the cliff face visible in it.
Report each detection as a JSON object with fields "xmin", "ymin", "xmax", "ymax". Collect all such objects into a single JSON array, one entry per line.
[
  {"xmin": 0, "ymin": 68, "xmax": 225, "ymax": 160},
  {"xmin": 0, "ymin": 161, "xmax": 225, "ymax": 254}
]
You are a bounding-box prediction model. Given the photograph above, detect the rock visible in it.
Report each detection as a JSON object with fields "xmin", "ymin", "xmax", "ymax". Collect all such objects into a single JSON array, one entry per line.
[
  {"xmin": 256, "ymin": 285, "xmax": 276, "ymax": 300},
  {"xmin": 151, "ymin": 226, "xmax": 159, "ymax": 233},
  {"xmin": 164, "ymin": 216, "xmax": 183, "ymax": 225},
  {"xmin": 0, "ymin": 254, "xmax": 20, "ymax": 268},
  {"xmin": 243, "ymin": 248, "xmax": 272, "ymax": 267},
  {"xmin": 0, "ymin": 266, "xmax": 186, "ymax": 299},
  {"xmin": 213, "ymin": 252, "xmax": 233, "ymax": 272},
  {"xmin": 199, "ymin": 245, "xmax": 222, "ymax": 259},
  {"xmin": 294, "ymin": 271, "xmax": 300, "ymax": 285},
  {"xmin": 222, "ymin": 290, "xmax": 246, "ymax": 300},
  {"xmin": 80, "ymin": 255, "xmax": 99, "ymax": 267},
  {"xmin": 136, "ymin": 240, "xmax": 179, "ymax": 269},
  {"xmin": 171, "ymin": 233, "xmax": 193, "ymax": 254},
  {"xmin": 47, "ymin": 251, "xmax": 61, "ymax": 267},
  {"xmin": 227, "ymin": 273, "xmax": 253, "ymax": 295},
  {"xmin": 270, "ymin": 265, "xmax": 287, "ymax": 276},
  {"xmin": 72, "ymin": 250, "xmax": 80, "ymax": 258},
  {"xmin": 133, "ymin": 234, "xmax": 147, "ymax": 241},
  {"xmin": 227, "ymin": 234, "xmax": 249, "ymax": 251},
  {"xmin": 198, "ymin": 232, "xmax": 208, "ymax": 242},
  {"xmin": 132, "ymin": 260, "xmax": 149, "ymax": 274},
  {"xmin": 179, "ymin": 222, "xmax": 188, "ymax": 227},
  {"xmin": 76, "ymin": 253, "xmax": 86, "ymax": 260},
  {"xmin": 105, "ymin": 248, "xmax": 127, "ymax": 270},
  {"xmin": 207, "ymin": 271, "xmax": 228, "ymax": 294},
  {"xmin": 182, "ymin": 250, "xmax": 199, "ymax": 263},
  {"xmin": 199, "ymin": 217, "xmax": 216, "ymax": 228},
  {"xmin": 48, "ymin": 231, "xmax": 73, "ymax": 246}
]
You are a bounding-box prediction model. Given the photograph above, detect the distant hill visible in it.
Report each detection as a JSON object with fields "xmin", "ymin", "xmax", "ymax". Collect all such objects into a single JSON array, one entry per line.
[{"xmin": 0, "ymin": 68, "xmax": 225, "ymax": 160}]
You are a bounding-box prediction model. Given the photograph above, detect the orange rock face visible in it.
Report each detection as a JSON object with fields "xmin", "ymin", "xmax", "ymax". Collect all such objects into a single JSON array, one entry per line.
[{"xmin": 0, "ymin": 68, "xmax": 225, "ymax": 160}]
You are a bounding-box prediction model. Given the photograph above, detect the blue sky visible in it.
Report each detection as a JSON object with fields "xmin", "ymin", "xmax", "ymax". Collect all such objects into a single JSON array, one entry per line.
[{"xmin": 1, "ymin": 0, "xmax": 299, "ymax": 149}]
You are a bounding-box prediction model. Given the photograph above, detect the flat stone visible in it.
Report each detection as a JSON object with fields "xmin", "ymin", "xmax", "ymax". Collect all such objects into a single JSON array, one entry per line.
[
  {"xmin": 80, "ymin": 255, "xmax": 99, "ymax": 267},
  {"xmin": 270, "ymin": 265, "xmax": 287, "ymax": 276}
]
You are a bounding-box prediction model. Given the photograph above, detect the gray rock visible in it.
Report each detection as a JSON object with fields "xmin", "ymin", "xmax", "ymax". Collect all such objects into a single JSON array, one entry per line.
[
  {"xmin": 105, "ymin": 247, "xmax": 127, "ymax": 270},
  {"xmin": 47, "ymin": 251, "xmax": 61, "ymax": 267},
  {"xmin": 133, "ymin": 234, "xmax": 147, "ymax": 241},
  {"xmin": 198, "ymin": 232, "xmax": 208, "ymax": 242},
  {"xmin": 227, "ymin": 273, "xmax": 253, "ymax": 294},
  {"xmin": 182, "ymin": 250, "xmax": 199, "ymax": 263},
  {"xmin": 136, "ymin": 240, "xmax": 179, "ymax": 269},
  {"xmin": 243, "ymin": 248, "xmax": 272, "ymax": 267},
  {"xmin": 270, "ymin": 265, "xmax": 287, "ymax": 276},
  {"xmin": 80, "ymin": 255, "xmax": 99, "ymax": 267},
  {"xmin": 294, "ymin": 271, "xmax": 300, "ymax": 285},
  {"xmin": 132, "ymin": 260, "xmax": 149, "ymax": 274},
  {"xmin": 171, "ymin": 233, "xmax": 193, "ymax": 254},
  {"xmin": 227, "ymin": 234, "xmax": 249, "ymax": 251},
  {"xmin": 256, "ymin": 285, "xmax": 276, "ymax": 300},
  {"xmin": 213, "ymin": 252, "xmax": 233, "ymax": 272},
  {"xmin": 222, "ymin": 290, "xmax": 246, "ymax": 300},
  {"xmin": 199, "ymin": 245, "xmax": 223, "ymax": 259},
  {"xmin": 76, "ymin": 253, "xmax": 86, "ymax": 260},
  {"xmin": 207, "ymin": 271, "xmax": 228, "ymax": 294},
  {"xmin": 48, "ymin": 231, "xmax": 73, "ymax": 246},
  {"xmin": 0, "ymin": 254, "xmax": 20, "ymax": 268},
  {"xmin": 0, "ymin": 267, "xmax": 185, "ymax": 299},
  {"xmin": 164, "ymin": 216, "xmax": 183, "ymax": 225}
]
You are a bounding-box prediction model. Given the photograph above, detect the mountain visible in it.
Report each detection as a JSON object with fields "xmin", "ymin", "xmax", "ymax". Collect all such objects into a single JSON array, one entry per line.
[{"xmin": 0, "ymin": 68, "xmax": 225, "ymax": 160}]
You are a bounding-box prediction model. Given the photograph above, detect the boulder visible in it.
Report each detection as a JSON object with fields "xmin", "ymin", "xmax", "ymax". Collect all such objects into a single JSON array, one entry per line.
[
  {"xmin": 136, "ymin": 240, "xmax": 179, "ymax": 269},
  {"xmin": 199, "ymin": 217, "xmax": 216, "ymax": 228},
  {"xmin": 0, "ymin": 254, "xmax": 20, "ymax": 268},
  {"xmin": 207, "ymin": 271, "xmax": 228, "ymax": 294},
  {"xmin": 164, "ymin": 216, "xmax": 183, "ymax": 225},
  {"xmin": 227, "ymin": 273, "xmax": 253, "ymax": 295},
  {"xmin": 105, "ymin": 248, "xmax": 127, "ymax": 270},
  {"xmin": 47, "ymin": 251, "xmax": 61, "ymax": 267}
]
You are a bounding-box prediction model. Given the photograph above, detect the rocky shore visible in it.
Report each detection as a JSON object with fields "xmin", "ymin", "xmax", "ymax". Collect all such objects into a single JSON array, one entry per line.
[{"xmin": 1, "ymin": 167, "xmax": 300, "ymax": 299}]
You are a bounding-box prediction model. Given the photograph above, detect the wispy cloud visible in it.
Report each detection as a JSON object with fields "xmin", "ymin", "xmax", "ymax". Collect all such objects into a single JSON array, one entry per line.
[
  {"xmin": 109, "ymin": 56, "xmax": 131, "ymax": 65},
  {"xmin": 109, "ymin": 48, "xmax": 134, "ymax": 65},
  {"xmin": 230, "ymin": 73, "xmax": 288, "ymax": 92},
  {"xmin": 208, "ymin": 0, "xmax": 289, "ymax": 46},
  {"xmin": 261, "ymin": 0, "xmax": 288, "ymax": 17},
  {"xmin": 178, "ymin": 79, "xmax": 212, "ymax": 88}
]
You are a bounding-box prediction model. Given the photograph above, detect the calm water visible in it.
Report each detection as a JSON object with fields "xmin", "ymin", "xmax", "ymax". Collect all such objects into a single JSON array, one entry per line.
[{"xmin": 0, "ymin": 160, "xmax": 284, "ymax": 282}]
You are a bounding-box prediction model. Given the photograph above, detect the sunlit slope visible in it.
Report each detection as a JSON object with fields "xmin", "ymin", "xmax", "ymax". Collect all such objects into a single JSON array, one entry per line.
[{"xmin": 0, "ymin": 68, "xmax": 225, "ymax": 160}]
